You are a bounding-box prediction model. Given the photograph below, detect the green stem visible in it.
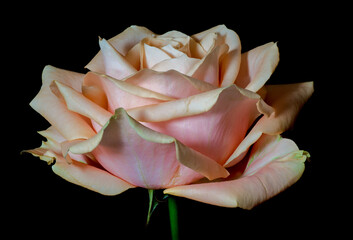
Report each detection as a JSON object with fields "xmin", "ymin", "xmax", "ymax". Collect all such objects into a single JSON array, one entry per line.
[
  {"xmin": 146, "ymin": 189, "xmax": 154, "ymax": 225},
  {"xmin": 168, "ymin": 196, "xmax": 179, "ymax": 240}
]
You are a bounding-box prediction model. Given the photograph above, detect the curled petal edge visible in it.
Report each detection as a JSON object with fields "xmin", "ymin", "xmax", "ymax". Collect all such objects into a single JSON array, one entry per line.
[
  {"xmin": 69, "ymin": 108, "xmax": 230, "ymax": 181},
  {"xmin": 164, "ymin": 135, "xmax": 309, "ymax": 209}
]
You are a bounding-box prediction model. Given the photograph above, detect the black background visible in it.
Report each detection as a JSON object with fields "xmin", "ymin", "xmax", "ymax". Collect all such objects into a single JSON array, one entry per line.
[{"xmin": 6, "ymin": 4, "xmax": 344, "ymax": 239}]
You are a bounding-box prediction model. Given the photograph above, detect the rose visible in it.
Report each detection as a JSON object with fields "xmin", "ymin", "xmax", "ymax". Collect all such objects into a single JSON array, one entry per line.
[{"xmin": 25, "ymin": 25, "xmax": 313, "ymax": 210}]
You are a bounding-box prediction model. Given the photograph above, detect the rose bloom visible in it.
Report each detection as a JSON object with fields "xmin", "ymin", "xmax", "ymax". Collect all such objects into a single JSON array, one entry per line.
[{"xmin": 25, "ymin": 25, "xmax": 313, "ymax": 209}]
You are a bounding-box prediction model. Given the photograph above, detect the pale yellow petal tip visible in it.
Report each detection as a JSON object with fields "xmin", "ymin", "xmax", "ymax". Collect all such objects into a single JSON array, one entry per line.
[
  {"xmin": 283, "ymin": 150, "xmax": 310, "ymax": 163},
  {"xmin": 21, "ymin": 149, "xmax": 56, "ymax": 165}
]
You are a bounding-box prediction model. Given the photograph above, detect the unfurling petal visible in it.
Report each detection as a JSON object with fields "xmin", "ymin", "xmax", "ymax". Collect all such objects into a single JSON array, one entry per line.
[
  {"xmin": 188, "ymin": 44, "xmax": 229, "ymax": 86},
  {"xmin": 69, "ymin": 108, "xmax": 229, "ymax": 189},
  {"xmin": 192, "ymin": 25, "xmax": 242, "ymax": 87},
  {"xmin": 224, "ymin": 81, "xmax": 314, "ymax": 167},
  {"xmin": 98, "ymin": 38, "xmax": 137, "ymax": 79},
  {"xmin": 164, "ymin": 135, "xmax": 308, "ymax": 209},
  {"xmin": 86, "ymin": 25, "xmax": 154, "ymax": 73},
  {"xmin": 235, "ymin": 42, "xmax": 279, "ymax": 92},
  {"xmin": 30, "ymin": 66, "xmax": 95, "ymax": 140}
]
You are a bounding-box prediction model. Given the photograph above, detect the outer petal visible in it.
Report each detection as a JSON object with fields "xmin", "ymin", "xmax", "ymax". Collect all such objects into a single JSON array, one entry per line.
[
  {"xmin": 49, "ymin": 152, "xmax": 135, "ymax": 195},
  {"xmin": 128, "ymin": 85, "xmax": 271, "ymax": 165},
  {"xmin": 30, "ymin": 66, "xmax": 95, "ymax": 140},
  {"xmin": 235, "ymin": 42, "xmax": 279, "ymax": 92},
  {"xmin": 164, "ymin": 135, "xmax": 308, "ymax": 209},
  {"xmin": 224, "ymin": 81, "xmax": 314, "ymax": 167},
  {"xmin": 69, "ymin": 108, "xmax": 229, "ymax": 189},
  {"xmin": 86, "ymin": 25, "xmax": 154, "ymax": 72}
]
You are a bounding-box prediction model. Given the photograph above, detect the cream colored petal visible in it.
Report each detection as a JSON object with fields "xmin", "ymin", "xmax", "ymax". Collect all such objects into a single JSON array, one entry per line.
[
  {"xmin": 83, "ymin": 72, "xmax": 172, "ymax": 112},
  {"xmin": 161, "ymin": 44, "xmax": 186, "ymax": 58},
  {"xmin": 235, "ymin": 42, "xmax": 279, "ymax": 92},
  {"xmin": 188, "ymin": 44, "xmax": 229, "ymax": 86},
  {"xmin": 86, "ymin": 25, "xmax": 154, "ymax": 73},
  {"xmin": 152, "ymin": 54, "xmax": 200, "ymax": 75},
  {"xmin": 22, "ymin": 148, "xmax": 56, "ymax": 164},
  {"xmin": 98, "ymin": 38, "xmax": 137, "ymax": 79},
  {"xmin": 192, "ymin": 25, "xmax": 242, "ymax": 87},
  {"xmin": 30, "ymin": 66, "xmax": 95, "ymax": 140},
  {"xmin": 142, "ymin": 43, "xmax": 171, "ymax": 69},
  {"xmin": 192, "ymin": 25, "xmax": 241, "ymax": 52},
  {"xmin": 69, "ymin": 108, "xmax": 229, "ymax": 189},
  {"xmin": 54, "ymin": 80, "xmax": 112, "ymax": 126},
  {"xmin": 224, "ymin": 81, "xmax": 314, "ymax": 167},
  {"xmin": 165, "ymin": 135, "xmax": 308, "ymax": 209}
]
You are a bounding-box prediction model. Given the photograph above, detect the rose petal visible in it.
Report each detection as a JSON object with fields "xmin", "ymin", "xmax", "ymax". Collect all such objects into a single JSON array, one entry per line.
[
  {"xmin": 142, "ymin": 43, "xmax": 171, "ymax": 69},
  {"xmin": 30, "ymin": 66, "xmax": 95, "ymax": 140},
  {"xmin": 192, "ymin": 24, "xmax": 241, "ymax": 52},
  {"xmin": 128, "ymin": 85, "xmax": 269, "ymax": 165},
  {"xmin": 86, "ymin": 25, "xmax": 154, "ymax": 73},
  {"xmin": 53, "ymin": 80, "xmax": 112, "ymax": 126},
  {"xmin": 69, "ymin": 108, "xmax": 229, "ymax": 189},
  {"xmin": 98, "ymin": 38, "xmax": 137, "ymax": 79},
  {"xmin": 164, "ymin": 135, "xmax": 308, "ymax": 209},
  {"xmin": 161, "ymin": 44, "xmax": 186, "ymax": 58},
  {"xmin": 124, "ymin": 69, "xmax": 215, "ymax": 99},
  {"xmin": 152, "ymin": 54, "xmax": 200, "ymax": 75},
  {"xmin": 188, "ymin": 44, "xmax": 229, "ymax": 86},
  {"xmin": 224, "ymin": 81, "xmax": 314, "ymax": 167},
  {"xmin": 83, "ymin": 72, "xmax": 173, "ymax": 112},
  {"xmin": 49, "ymin": 152, "xmax": 135, "ymax": 196},
  {"xmin": 82, "ymin": 85, "xmax": 108, "ymax": 109},
  {"xmin": 235, "ymin": 42, "xmax": 279, "ymax": 92},
  {"xmin": 192, "ymin": 25, "xmax": 242, "ymax": 87}
]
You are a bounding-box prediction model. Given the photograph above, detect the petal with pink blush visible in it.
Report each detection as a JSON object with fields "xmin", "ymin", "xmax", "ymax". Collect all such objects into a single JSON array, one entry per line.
[
  {"xmin": 50, "ymin": 152, "xmax": 135, "ymax": 196},
  {"xmin": 164, "ymin": 135, "xmax": 308, "ymax": 209},
  {"xmin": 235, "ymin": 42, "xmax": 279, "ymax": 92},
  {"xmin": 30, "ymin": 66, "xmax": 95, "ymax": 140},
  {"xmin": 98, "ymin": 38, "xmax": 137, "ymax": 79},
  {"xmin": 83, "ymin": 72, "xmax": 172, "ymax": 112},
  {"xmin": 125, "ymin": 69, "xmax": 215, "ymax": 99},
  {"xmin": 129, "ymin": 85, "xmax": 268, "ymax": 165},
  {"xmin": 86, "ymin": 25, "xmax": 154, "ymax": 73},
  {"xmin": 224, "ymin": 81, "xmax": 314, "ymax": 167},
  {"xmin": 69, "ymin": 108, "xmax": 229, "ymax": 189}
]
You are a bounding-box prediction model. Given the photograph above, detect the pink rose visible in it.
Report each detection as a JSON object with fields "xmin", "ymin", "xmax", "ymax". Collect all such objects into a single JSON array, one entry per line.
[{"xmin": 25, "ymin": 25, "xmax": 313, "ymax": 209}]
